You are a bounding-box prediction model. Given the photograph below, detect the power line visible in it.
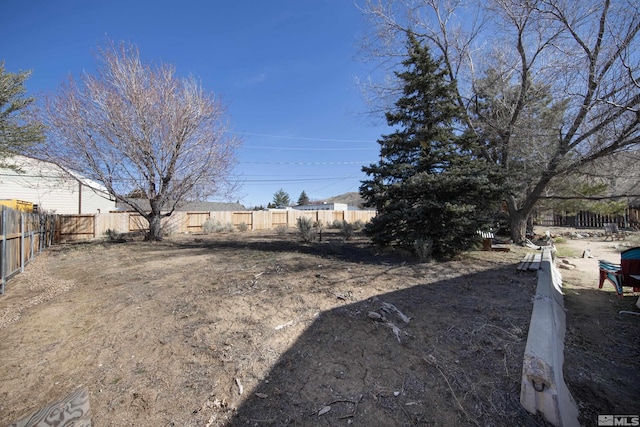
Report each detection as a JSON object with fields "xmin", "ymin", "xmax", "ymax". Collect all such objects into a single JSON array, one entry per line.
[
  {"xmin": 237, "ymin": 177, "xmax": 356, "ymax": 183},
  {"xmin": 243, "ymin": 145, "xmax": 376, "ymax": 151},
  {"xmin": 234, "ymin": 132, "xmax": 376, "ymax": 143},
  {"xmin": 239, "ymin": 161, "xmax": 373, "ymax": 165},
  {"xmin": 1, "ymin": 172, "xmax": 368, "ymax": 182}
]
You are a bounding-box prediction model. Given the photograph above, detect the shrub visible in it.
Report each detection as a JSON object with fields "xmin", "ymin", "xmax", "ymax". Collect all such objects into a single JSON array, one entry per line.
[
  {"xmin": 340, "ymin": 221, "xmax": 354, "ymax": 240},
  {"xmin": 105, "ymin": 229, "xmax": 125, "ymax": 242},
  {"xmin": 353, "ymin": 220, "xmax": 365, "ymax": 231},
  {"xmin": 238, "ymin": 222, "xmax": 248, "ymax": 232},
  {"xmin": 331, "ymin": 219, "xmax": 344, "ymax": 229},
  {"xmin": 275, "ymin": 225, "xmax": 288, "ymax": 236},
  {"xmin": 221, "ymin": 221, "xmax": 235, "ymax": 232},
  {"xmin": 202, "ymin": 219, "xmax": 216, "ymax": 235},
  {"xmin": 297, "ymin": 217, "xmax": 316, "ymax": 242},
  {"xmin": 202, "ymin": 219, "xmax": 234, "ymax": 234}
]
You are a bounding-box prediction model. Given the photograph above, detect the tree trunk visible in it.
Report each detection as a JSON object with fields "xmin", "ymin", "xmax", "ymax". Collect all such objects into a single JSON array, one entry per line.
[
  {"xmin": 147, "ymin": 214, "xmax": 163, "ymax": 241},
  {"xmin": 509, "ymin": 210, "xmax": 528, "ymax": 244},
  {"xmin": 505, "ymin": 194, "xmax": 531, "ymax": 244},
  {"xmin": 505, "ymin": 172, "xmax": 555, "ymax": 244}
]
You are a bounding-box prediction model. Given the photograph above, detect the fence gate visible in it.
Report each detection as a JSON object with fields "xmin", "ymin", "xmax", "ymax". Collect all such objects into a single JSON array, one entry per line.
[
  {"xmin": 233, "ymin": 212, "xmax": 253, "ymax": 229},
  {"xmin": 271, "ymin": 212, "xmax": 287, "ymax": 228},
  {"xmin": 56, "ymin": 215, "xmax": 95, "ymax": 242},
  {"xmin": 187, "ymin": 212, "xmax": 210, "ymax": 233}
]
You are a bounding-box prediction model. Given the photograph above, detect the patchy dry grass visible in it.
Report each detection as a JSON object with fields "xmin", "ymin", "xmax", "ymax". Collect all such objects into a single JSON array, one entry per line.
[{"xmin": 0, "ymin": 229, "xmax": 637, "ymax": 426}]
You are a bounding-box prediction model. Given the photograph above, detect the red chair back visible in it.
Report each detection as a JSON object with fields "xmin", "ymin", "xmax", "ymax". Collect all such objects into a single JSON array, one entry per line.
[{"xmin": 621, "ymin": 247, "xmax": 640, "ymax": 287}]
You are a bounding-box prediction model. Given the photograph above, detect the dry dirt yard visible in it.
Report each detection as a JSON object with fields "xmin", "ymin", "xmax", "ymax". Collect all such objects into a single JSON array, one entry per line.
[{"xmin": 0, "ymin": 227, "xmax": 638, "ymax": 426}]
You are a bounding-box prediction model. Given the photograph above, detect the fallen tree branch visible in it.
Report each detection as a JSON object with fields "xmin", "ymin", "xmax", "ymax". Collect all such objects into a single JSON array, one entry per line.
[
  {"xmin": 423, "ymin": 355, "xmax": 479, "ymax": 426},
  {"xmin": 380, "ymin": 302, "xmax": 410, "ymax": 323}
]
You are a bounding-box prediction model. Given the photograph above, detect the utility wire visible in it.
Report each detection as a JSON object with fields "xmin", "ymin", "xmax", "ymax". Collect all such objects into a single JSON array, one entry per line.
[
  {"xmin": 237, "ymin": 177, "xmax": 358, "ymax": 183},
  {"xmin": 243, "ymin": 145, "xmax": 376, "ymax": 151},
  {"xmin": 234, "ymin": 131, "xmax": 376, "ymax": 143},
  {"xmin": 239, "ymin": 161, "xmax": 373, "ymax": 165}
]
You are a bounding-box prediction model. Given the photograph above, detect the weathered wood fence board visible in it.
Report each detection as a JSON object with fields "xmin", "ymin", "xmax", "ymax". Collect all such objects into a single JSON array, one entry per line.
[
  {"xmin": 1, "ymin": 206, "xmax": 55, "ymax": 294},
  {"xmin": 55, "ymin": 215, "xmax": 95, "ymax": 242},
  {"xmin": 54, "ymin": 210, "xmax": 378, "ymax": 241},
  {"xmin": 534, "ymin": 207, "xmax": 640, "ymax": 228}
]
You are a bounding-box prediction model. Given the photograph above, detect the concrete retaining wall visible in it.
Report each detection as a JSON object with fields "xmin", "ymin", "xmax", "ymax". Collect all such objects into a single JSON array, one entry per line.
[{"xmin": 520, "ymin": 248, "xmax": 580, "ymax": 426}]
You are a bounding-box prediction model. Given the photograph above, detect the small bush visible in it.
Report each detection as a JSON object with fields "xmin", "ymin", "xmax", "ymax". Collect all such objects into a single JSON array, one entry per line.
[
  {"xmin": 331, "ymin": 219, "xmax": 344, "ymax": 229},
  {"xmin": 221, "ymin": 221, "xmax": 235, "ymax": 232},
  {"xmin": 353, "ymin": 219, "xmax": 365, "ymax": 231},
  {"xmin": 238, "ymin": 222, "xmax": 248, "ymax": 232},
  {"xmin": 202, "ymin": 219, "xmax": 234, "ymax": 234},
  {"xmin": 105, "ymin": 229, "xmax": 125, "ymax": 242},
  {"xmin": 340, "ymin": 221, "xmax": 354, "ymax": 240},
  {"xmin": 297, "ymin": 217, "xmax": 316, "ymax": 242},
  {"xmin": 275, "ymin": 225, "xmax": 288, "ymax": 236},
  {"xmin": 202, "ymin": 219, "xmax": 216, "ymax": 234}
]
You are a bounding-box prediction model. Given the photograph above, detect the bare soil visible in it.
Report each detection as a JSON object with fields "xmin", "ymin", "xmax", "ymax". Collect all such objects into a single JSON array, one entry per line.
[{"xmin": 0, "ymin": 228, "xmax": 638, "ymax": 426}]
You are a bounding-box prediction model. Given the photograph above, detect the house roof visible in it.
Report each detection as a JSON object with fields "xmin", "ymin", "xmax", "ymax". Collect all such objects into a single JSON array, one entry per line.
[
  {"xmin": 3, "ymin": 154, "xmax": 110, "ymax": 194},
  {"xmin": 179, "ymin": 201, "xmax": 247, "ymax": 211}
]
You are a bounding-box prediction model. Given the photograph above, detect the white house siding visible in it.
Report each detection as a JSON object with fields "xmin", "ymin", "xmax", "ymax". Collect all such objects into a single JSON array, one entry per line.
[{"xmin": 0, "ymin": 156, "xmax": 116, "ymax": 214}]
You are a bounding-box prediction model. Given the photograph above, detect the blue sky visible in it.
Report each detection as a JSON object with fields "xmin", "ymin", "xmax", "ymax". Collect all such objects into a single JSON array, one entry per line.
[{"xmin": 1, "ymin": 0, "xmax": 391, "ymax": 208}]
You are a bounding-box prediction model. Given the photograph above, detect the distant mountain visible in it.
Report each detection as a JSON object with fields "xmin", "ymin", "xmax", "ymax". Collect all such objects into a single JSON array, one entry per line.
[{"xmin": 316, "ymin": 192, "xmax": 367, "ymax": 209}]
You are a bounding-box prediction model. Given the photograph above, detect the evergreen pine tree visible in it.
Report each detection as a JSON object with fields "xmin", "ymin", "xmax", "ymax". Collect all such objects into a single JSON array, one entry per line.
[
  {"xmin": 272, "ymin": 189, "xmax": 291, "ymax": 208},
  {"xmin": 297, "ymin": 190, "xmax": 310, "ymax": 206},
  {"xmin": 360, "ymin": 34, "xmax": 503, "ymax": 260},
  {"xmin": 0, "ymin": 62, "xmax": 44, "ymax": 167}
]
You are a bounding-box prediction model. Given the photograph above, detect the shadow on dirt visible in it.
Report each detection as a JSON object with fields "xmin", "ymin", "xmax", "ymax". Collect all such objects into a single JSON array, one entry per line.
[
  {"xmin": 562, "ymin": 286, "xmax": 640, "ymax": 425},
  {"xmin": 174, "ymin": 232, "xmax": 443, "ymax": 266},
  {"xmin": 220, "ymin": 261, "xmax": 548, "ymax": 426},
  {"xmin": 44, "ymin": 235, "xmax": 640, "ymax": 425}
]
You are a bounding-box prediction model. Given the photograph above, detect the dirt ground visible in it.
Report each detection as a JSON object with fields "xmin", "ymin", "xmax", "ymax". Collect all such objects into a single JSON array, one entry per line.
[{"xmin": 0, "ymin": 227, "xmax": 638, "ymax": 426}]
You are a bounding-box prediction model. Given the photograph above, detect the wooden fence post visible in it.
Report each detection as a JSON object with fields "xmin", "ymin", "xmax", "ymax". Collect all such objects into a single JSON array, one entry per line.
[
  {"xmin": 20, "ymin": 211, "xmax": 25, "ymax": 273},
  {"xmin": 1, "ymin": 207, "xmax": 6, "ymax": 294}
]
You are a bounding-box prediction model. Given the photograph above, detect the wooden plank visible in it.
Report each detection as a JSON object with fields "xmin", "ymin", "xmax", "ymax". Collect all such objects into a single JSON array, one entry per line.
[
  {"xmin": 529, "ymin": 253, "xmax": 543, "ymax": 271},
  {"xmin": 518, "ymin": 252, "xmax": 548, "ymax": 271},
  {"xmin": 9, "ymin": 386, "xmax": 91, "ymax": 427},
  {"xmin": 518, "ymin": 253, "xmax": 534, "ymax": 271}
]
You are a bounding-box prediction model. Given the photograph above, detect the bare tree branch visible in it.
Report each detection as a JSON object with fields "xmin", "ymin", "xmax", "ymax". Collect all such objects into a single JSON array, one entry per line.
[
  {"xmin": 34, "ymin": 40, "xmax": 241, "ymax": 240},
  {"xmin": 358, "ymin": 0, "xmax": 640, "ymax": 242}
]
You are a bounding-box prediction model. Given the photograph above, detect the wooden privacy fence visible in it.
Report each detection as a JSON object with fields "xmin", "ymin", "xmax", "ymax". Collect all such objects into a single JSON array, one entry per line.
[
  {"xmin": 534, "ymin": 207, "xmax": 640, "ymax": 229},
  {"xmin": 55, "ymin": 210, "xmax": 378, "ymax": 241},
  {"xmin": 1, "ymin": 206, "xmax": 55, "ymax": 294}
]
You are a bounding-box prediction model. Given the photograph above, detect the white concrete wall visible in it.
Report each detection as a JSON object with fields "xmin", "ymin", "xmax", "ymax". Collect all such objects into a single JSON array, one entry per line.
[{"xmin": 520, "ymin": 249, "xmax": 579, "ymax": 426}]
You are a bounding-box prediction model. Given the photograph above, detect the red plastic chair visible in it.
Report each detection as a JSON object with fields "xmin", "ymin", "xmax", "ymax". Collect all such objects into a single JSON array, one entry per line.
[{"xmin": 598, "ymin": 247, "xmax": 640, "ymax": 297}]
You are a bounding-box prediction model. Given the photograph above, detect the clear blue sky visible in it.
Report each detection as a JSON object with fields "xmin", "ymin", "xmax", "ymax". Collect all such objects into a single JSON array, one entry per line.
[{"xmin": 1, "ymin": 0, "xmax": 391, "ymax": 208}]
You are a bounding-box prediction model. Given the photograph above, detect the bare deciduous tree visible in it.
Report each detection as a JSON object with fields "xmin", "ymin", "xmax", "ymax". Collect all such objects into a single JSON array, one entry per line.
[
  {"xmin": 358, "ymin": 0, "xmax": 640, "ymax": 242},
  {"xmin": 36, "ymin": 41, "xmax": 240, "ymax": 240}
]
